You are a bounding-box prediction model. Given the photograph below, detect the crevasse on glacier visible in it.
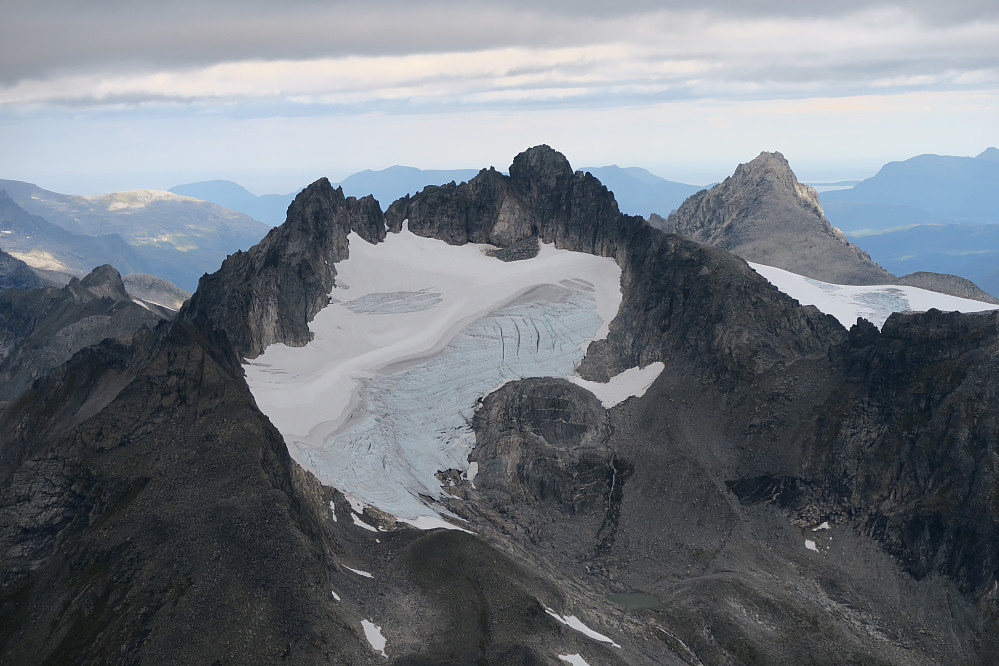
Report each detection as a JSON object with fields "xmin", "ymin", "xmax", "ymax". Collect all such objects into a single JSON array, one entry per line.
[{"xmin": 244, "ymin": 228, "xmax": 643, "ymax": 522}]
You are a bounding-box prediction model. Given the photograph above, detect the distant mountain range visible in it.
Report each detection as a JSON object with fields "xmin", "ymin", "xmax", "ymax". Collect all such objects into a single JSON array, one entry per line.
[
  {"xmin": 0, "ymin": 190, "xmax": 147, "ymax": 275},
  {"xmin": 822, "ymin": 148, "xmax": 999, "ymax": 231},
  {"xmin": 169, "ymin": 167, "xmax": 481, "ymax": 225},
  {"xmin": 6, "ymin": 148, "xmax": 997, "ymax": 298},
  {"xmin": 170, "ymin": 165, "xmax": 702, "ymax": 225},
  {"xmin": 0, "ymin": 180, "xmax": 270, "ymax": 291},
  {"xmin": 819, "ymin": 147, "xmax": 999, "ymax": 297}
]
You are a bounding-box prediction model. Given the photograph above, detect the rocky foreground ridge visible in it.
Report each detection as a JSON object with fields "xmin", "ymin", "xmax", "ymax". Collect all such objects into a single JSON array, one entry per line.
[
  {"xmin": 0, "ymin": 264, "xmax": 163, "ymax": 403},
  {"xmin": 2, "ymin": 146, "xmax": 998, "ymax": 664}
]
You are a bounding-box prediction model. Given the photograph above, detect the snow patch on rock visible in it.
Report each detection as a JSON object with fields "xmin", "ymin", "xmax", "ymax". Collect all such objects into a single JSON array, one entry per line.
[
  {"xmin": 351, "ymin": 513, "xmax": 379, "ymax": 532},
  {"xmin": 361, "ymin": 619, "xmax": 387, "ymax": 658},
  {"xmin": 544, "ymin": 606, "xmax": 621, "ymax": 648},
  {"xmin": 567, "ymin": 362, "xmax": 665, "ymax": 407},
  {"xmin": 344, "ymin": 566, "xmax": 373, "ymax": 579}
]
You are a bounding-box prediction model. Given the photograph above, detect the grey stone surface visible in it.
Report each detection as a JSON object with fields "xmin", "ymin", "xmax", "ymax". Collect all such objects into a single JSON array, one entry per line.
[{"xmin": 651, "ymin": 151, "xmax": 893, "ymax": 285}]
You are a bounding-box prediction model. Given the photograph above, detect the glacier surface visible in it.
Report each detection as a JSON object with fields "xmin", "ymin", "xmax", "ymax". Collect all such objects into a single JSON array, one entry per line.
[
  {"xmin": 244, "ymin": 227, "xmax": 655, "ymax": 522},
  {"xmin": 750, "ymin": 262, "xmax": 999, "ymax": 328}
]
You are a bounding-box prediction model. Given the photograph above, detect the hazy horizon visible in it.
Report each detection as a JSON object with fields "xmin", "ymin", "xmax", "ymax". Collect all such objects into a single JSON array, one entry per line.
[
  {"xmin": 2, "ymin": 1, "xmax": 996, "ymax": 196},
  {"xmin": 0, "ymin": 151, "xmax": 962, "ymax": 199}
]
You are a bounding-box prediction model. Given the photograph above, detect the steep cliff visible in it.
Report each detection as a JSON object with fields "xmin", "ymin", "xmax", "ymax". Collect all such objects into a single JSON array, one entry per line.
[{"xmin": 180, "ymin": 178, "xmax": 383, "ymax": 359}]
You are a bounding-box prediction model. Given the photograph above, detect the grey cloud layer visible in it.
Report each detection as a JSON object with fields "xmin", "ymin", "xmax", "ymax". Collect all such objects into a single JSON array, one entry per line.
[
  {"xmin": 2, "ymin": 0, "xmax": 997, "ymax": 110},
  {"xmin": 4, "ymin": 1, "xmax": 998, "ymax": 81}
]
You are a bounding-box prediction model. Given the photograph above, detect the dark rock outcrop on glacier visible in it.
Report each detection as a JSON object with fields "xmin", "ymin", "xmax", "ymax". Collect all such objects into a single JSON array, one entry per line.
[
  {"xmin": 471, "ymin": 378, "xmax": 614, "ymax": 514},
  {"xmin": 0, "ymin": 264, "xmax": 163, "ymax": 403},
  {"xmin": 650, "ymin": 151, "xmax": 893, "ymax": 285},
  {"xmin": 3, "ymin": 145, "xmax": 999, "ymax": 664},
  {"xmin": 0, "ymin": 247, "xmax": 40, "ymax": 292}
]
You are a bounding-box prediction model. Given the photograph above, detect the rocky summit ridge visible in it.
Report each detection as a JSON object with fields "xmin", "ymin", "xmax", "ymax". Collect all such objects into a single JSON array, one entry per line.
[
  {"xmin": 652, "ymin": 151, "xmax": 895, "ymax": 285},
  {"xmin": 650, "ymin": 151, "xmax": 999, "ymax": 302},
  {"xmin": 2, "ymin": 145, "xmax": 999, "ymax": 664}
]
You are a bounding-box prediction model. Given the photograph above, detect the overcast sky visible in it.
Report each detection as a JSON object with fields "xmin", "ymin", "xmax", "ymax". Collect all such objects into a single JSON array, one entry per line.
[{"xmin": 2, "ymin": 0, "xmax": 997, "ymax": 194}]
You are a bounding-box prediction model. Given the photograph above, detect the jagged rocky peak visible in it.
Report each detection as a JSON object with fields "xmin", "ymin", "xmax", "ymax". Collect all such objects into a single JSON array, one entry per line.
[
  {"xmin": 730, "ymin": 151, "xmax": 824, "ymax": 213},
  {"xmin": 658, "ymin": 149, "xmax": 893, "ymax": 285},
  {"xmin": 179, "ymin": 176, "xmax": 386, "ymax": 359},
  {"xmin": 0, "ymin": 262, "xmax": 163, "ymax": 403},
  {"xmin": 73, "ymin": 264, "xmax": 130, "ymax": 302},
  {"xmin": 386, "ymin": 144, "xmax": 624, "ymax": 260},
  {"xmin": 508, "ymin": 143, "xmax": 574, "ymax": 199}
]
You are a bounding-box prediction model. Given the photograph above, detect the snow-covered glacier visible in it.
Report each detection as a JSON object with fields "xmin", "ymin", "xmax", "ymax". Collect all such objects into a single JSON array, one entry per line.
[
  {"xmin": 244, "ymin": 227, "xmax": 661, "ymax": 524},
  {"xmin": 750, "ymin": 262, "xmax": 999, "ymax": 329}
]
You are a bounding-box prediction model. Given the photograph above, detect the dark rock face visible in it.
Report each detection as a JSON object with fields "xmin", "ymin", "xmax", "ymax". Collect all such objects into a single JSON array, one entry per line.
[
  {"xmin": 804, "ymin": 310, "xmax": 999, "ymax": 596},
  {"xmin": 0, "ymin": 264, "xmax": 163, "ymax": 403},
  {"xmin": 471, "ymin": 378, "xmax": 613, "ymax": 513},
  {"xmin": 387, "ymin": 147, "xmax": 628, "ymax": 260},
  {"xmin": 0, "ymin": 322, "xmax": 375, "ymax": 664},
  {"xmin": 653, "ymin": 152, "xmax": 893, "ymax": 285},
  {"xmin": 180, "ymin": 179, "xmax": 384, "ymax": 359},
  {"xmin": 0, "ymin": 248, "xmax": 40, "ymax": 292}
]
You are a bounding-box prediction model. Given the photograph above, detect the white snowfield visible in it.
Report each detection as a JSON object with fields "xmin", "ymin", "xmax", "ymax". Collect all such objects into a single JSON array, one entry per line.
[
  {"xmin": 245, "ymin": 226, "xmax": 663, "ymax": 523},
  {"xmin": 559, "ymin": 654, "xmax": 591, "ymax": 665},
  {"xmin": 544, "ymin": 606, "xmax": 621, "ymax": 648},
  {"xmin": 749, "ymin": 263, "xmax": 999, "ymax": 329},
  {"xmin": 360, "ymin": 620, "xmax": 388, "ymax": 658}
]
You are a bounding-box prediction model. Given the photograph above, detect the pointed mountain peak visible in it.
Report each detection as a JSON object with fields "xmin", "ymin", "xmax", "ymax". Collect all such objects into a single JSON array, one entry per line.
[
  {"xmin": 75, "ymin": 264, "xmax": 130, "ymax": 301},
  {"xmin": 734, "ymin": 151, "xmax": 797, "ymax": 184},
  {"xmin": 730, "ymin": 150, "xmax": 822, "ymax": 211},
  {"xmin": 662, "ymin": 150, "xmax": 892, "ymax": 285},
  {"xmin": 976, "ymin": 147, "xmax": 999, "ymax": 162}
]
